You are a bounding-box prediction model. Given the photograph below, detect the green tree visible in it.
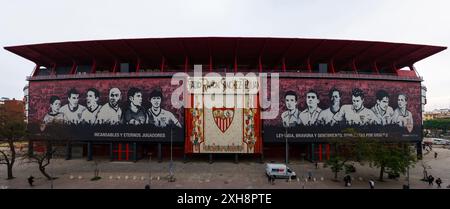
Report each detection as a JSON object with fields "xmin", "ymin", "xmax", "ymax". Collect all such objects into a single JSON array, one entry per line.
[
  {"xmin": 366, "ymin": 142, "xmax": 417, "ymax": 181},
  {"xmin": 325, "ymin": 128, "xmax": 369, "ymax": 180},
  {"xmin": 0, "ymin": 101, "xmax": 26, "ymax": 179},
  {"xmin": 325, "ymin": 156, "xmax": 346, "ymax": 180},
  {"xmin": 424, "ymin": 119, "xmax": 450, "ymax": 136}
]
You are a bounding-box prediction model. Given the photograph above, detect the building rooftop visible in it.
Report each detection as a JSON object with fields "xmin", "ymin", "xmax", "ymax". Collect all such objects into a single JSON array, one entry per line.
[{"xmin": 4, "ymin": 37, "xmax": 446, "ymax": 77}]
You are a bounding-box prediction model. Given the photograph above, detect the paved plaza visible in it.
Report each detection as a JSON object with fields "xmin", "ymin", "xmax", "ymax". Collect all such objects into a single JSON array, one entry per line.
[{"xmin": 1, "ymin": 147, "xmax": 449, "ymax": 189}]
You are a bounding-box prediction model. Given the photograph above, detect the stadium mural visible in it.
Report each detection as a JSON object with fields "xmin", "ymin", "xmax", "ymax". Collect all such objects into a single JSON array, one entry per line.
[
  {"xmin": 263, "ymin": 79, "xmax": 422, "ymax": 143},
  {"xmin": 28, "ymin": 78, "xmax": 184, "ymax": 142}
]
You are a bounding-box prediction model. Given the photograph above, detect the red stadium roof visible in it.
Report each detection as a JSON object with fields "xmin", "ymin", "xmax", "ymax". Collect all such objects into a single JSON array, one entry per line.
[{"xmin": 4, "ymin": 37, "xmax": 446, "ymax": 72}]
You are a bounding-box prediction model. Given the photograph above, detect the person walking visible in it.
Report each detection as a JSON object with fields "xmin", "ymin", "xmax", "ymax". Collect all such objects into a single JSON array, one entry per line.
[
  {"xmin": 428, "ymin": 175, "xmax": 434, "ymax": 186},
  {"xmin": 434, "ymin": 152, "xmax": 438, "ymax": 159},
  {"xmin": 436, "ymin": 178, "xmax": 442, "ymax": 188},
  {"xmin": 27, "ymin": 175, "xmax": 34, "ymax": 186},
  {"xmin": 344, "ymin": 175, "xmax": 351, "ymax": 187},
  {"xmin": 369, "ymin": 179, "xmax": 375, "ymax": 189}
]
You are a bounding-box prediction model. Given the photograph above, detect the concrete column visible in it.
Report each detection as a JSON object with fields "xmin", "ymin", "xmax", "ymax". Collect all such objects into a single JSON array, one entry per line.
[
  {"xmin": 183, "ymin": 153, "xmax": 188, "ymax": 163},
  {"xmin": 132, "ymin": 142, "xmax": 137, "ymax": 162},
  {"xmin": 87, "ymin": 142, "xmax": 93, "ymax": 161},
  {"xmin": 28, "ymin": 140, "xmax": 34, "ymax": 156},
  {"xmin": 158, "ymin": 143, "xmax": 162, "ymax": 163},
  {"xmin": 110, "ymin": 143, "xmax": 114, "ymax": 161},
  {"xmin": 416, "ymin": 142, "xmax": 423, "ymax": 160},
  {"xmin": 65, "ymin": 142, "xmax": 72, "ymax": 160},
  {"xmin": 286, "ymin": 142, "xmax": 290, "ymax": 164}
]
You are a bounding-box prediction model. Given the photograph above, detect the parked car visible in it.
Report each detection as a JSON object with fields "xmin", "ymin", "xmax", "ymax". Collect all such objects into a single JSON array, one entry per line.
[
  {"xmin": 432, "ymin": 138, "xmax": 450, "ymax": 145},
  {"xmin": 265, "ymin": 163, "xmax": 296, "ymax": 179}
]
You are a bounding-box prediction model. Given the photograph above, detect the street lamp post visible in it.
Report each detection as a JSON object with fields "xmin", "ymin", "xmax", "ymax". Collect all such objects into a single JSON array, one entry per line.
[
  {"xmin": 285, "ymin": 127, "xmax": 288, "ymax": 165},
  {"xmin": 148, "ymin": 152, "xmax": 152, "ymax": 187},
  {"xmin": 407, "ymin": 166, "xmax": 410, "ymax": 188},
  {"xmin": 169, "ymin": 127, "xmax": 175, "ymax": 182},
  {"xmin": 50, "ymin": 147, "xmax": 54, "ymax": 189}
]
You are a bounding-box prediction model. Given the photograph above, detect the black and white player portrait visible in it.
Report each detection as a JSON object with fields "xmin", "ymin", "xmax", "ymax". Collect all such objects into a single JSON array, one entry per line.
[
  {"xmin": 59, "ymin": 88, "xmax": 86, "ymax": 124},
  {"xmin": 392, "ymin": 93, "xmax": 414, "ymax": 129},
  {"xmin": 281, "ymin": 90, "xmax": 301, "ymax": 127},
  {"xmin": 333, "ymin": 88, "xmax": 379, "ymax": 125},
  {"xmin": 299, "ymin": 90, "xmax": 322, "ymax": 126},
  {"xmin": 123, "ymin": 87, "xmax": 147, "ymax": 125},
  {"xmin": 146, "ymin": 89, "xmax": 181, "ymax": 128},
  {"xmin": 81, "ymin": 88, "xmax": 101, "ymax": 124},
  {"xmin": 371, "ymin": 90, "xmax": 394, "ymax": 125},
  {"xmin": 43, "ymin": 95, "xmax": 64, "ymax": 124},
  {"xmin": 96, "ymin": 87, "xmax": 122, "ymax": 125},
  {"xmin": 317, "ymin": 88, "xmax": 341, "ymax": 126}
]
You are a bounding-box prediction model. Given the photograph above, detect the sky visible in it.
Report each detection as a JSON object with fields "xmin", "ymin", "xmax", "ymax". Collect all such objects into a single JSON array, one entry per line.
[{"xmin": 0, "ymin": 0, "xmax": 449, "ymax": 111}]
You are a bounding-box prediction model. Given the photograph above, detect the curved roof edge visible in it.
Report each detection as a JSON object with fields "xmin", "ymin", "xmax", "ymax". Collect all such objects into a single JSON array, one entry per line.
[{"xmin": 4, "ymin": 37, "xmax": 447, "ymax": 71}]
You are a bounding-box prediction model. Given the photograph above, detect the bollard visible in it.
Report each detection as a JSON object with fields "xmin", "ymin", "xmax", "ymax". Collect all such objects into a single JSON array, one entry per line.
[
  {"xmin": 69, "ymin": 175, "xmax": 74, "ymax": 180},
  {"xmin": 320, "ymin": 177, "xmax": 324, "ymax": 181},
  {"xmin": 358, "ymin": 177, "xmax": 363, "ymax": 181},
  {"xmin": 313, "ymin": 178, "xmax": 316, "ymax": 182},
  {"xmin": 117, "ymin": 176, "xmax": 121, "ymax": 180},
  {"xmin": 78, "ymin": 176, "xmax": 83, "ymax": 180},
  {"xmin": 297, "ymin": 177, "xmax": 300, "ymax": 182},
  {"xmin": 133, "ymin": 176, "xmax": 137, "ymax": 180},
  {"xmin": 141, "ymin": 176, "xmax": 145, "ymax": 181},
  {"xmin": 157, "ymin": 176, "xmax": 160, "ymax": 181},
  {"xmin": 125, "ymin": 176, "xmax": 129, "ymax": 180},
  {"xmin": 109, "ymin": 176, "xmax": 113, "ymax": 180}
]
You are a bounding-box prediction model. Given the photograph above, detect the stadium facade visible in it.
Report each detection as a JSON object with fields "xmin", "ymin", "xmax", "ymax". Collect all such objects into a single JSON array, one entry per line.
[{"xmin": 5, "ymin": 37, "xmax": 446, "ymax": 162}]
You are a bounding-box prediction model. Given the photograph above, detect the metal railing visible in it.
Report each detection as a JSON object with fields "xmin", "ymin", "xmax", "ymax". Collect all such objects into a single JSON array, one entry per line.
[{"xmin": 27, "ymin": 69, "xmax": 422, "ymax": 82}]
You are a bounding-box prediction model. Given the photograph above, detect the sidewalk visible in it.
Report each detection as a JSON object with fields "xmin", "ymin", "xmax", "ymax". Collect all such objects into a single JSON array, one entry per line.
[{"xmin": 1, "ymin": 147, "xmax": 449, "ymax": 189}]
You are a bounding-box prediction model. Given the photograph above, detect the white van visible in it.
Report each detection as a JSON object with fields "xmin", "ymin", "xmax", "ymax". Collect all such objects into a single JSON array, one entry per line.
[{"xmin": 265, "ymin": 163, "xmax": 296, "ymax": 179}]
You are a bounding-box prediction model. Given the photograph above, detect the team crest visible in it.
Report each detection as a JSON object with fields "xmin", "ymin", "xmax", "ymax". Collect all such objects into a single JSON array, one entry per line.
[{"xmin": 212, "ymin": 108, "xmax": 235, "ymax": 133}]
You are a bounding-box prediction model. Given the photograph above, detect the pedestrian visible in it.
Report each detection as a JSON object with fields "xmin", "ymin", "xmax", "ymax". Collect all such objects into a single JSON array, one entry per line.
[
  {"xmin": 315, "ymin": 161, "xmax": 318, "ymax": 169},
  {"xmin": 428, "ymin": 175, "xmax": 434, "ymax": 186},
  {"xmin": 369, "ymin": 179, "xmax": 375, "ymax": 189},
  {"xmin": 271, "ymin": 175, "xmax": 275, "ymax": 185},
  {"xmin": 434, "ymin": 152, "xmax": 438, "ymax": 159},
  {"xmin": 436, "ymin": 178, "xmax": 442, "ymax": 188},
  {"xmin": 344, "ymin": 175, "xmax": 351, "ymax": 187},
  {"xmin": 27, "ymin": 175, "xmax": 34, "ymax": 186}
]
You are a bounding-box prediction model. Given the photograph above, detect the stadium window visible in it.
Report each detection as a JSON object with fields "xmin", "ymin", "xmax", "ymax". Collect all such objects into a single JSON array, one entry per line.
[
  {"xmin": 358, "ymin": 68, "xmax": 373, "ymax": 74},
  {"xmin": 120, "ymin": 63, "xmax": 129, "ymax": 73},
  {"xmin": 312, "ymin": 63, "xmax": 328, "ymax": 73},
  {"xmin": 36, "ymin": 66, "xmax": 51, "ymax": 76},
  {"xmin": 379, "ymin": 66, "xmax": 395, "ymax": 75},
  {"xmin": 77, "ymin": 65, "xmax": 93, "ymax": 74},
  {"xmin": 55, "ymin": 65, "xmax": 72, "ymax": 75}
]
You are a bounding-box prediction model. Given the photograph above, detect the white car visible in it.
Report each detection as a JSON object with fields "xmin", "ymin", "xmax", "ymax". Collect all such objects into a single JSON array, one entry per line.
[{"xmin": 432, "ymin": 138, "xmax": 450, "ymax": 145}]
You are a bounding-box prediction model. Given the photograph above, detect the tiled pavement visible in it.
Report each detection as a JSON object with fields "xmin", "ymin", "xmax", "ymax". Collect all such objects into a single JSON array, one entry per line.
[{"xmin": 1, "ymin": 147, "xmax": 449, "ymax": 189}]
